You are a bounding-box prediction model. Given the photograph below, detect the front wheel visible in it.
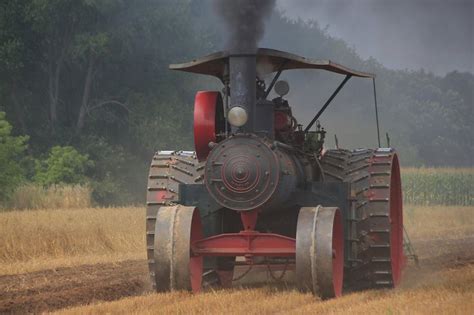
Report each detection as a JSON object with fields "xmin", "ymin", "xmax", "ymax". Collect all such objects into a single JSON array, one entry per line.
[
  {"xmin": 296, "ymin": 206, "xmax": 344, "ymax": 299},
  {"xmin": 152, "ymin": 205, "xmax": 204, "ymax": 293}
]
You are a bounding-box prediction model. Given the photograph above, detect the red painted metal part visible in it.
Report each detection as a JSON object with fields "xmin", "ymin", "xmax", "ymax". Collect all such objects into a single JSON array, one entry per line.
[
  {"xmin": 155, "ymin": 190, "xmax": 174, "ymax": 203},
  {"xmin": 390, "ymin": 155, "xmax": 403, "ymax": 286},
  {"xmin": 192, "ymin": 232, "xmax": 296, "ymax": 257},
  {"xmin": 367, "ymin": 151, "xmax": 404, "ymax": 287},
  {"xmin": 193, "ymin": 91, "xmax": 222, "ymax": 161},
  {"xmin": 190, "ymin": 207, "xmax": 204, "ymax": 293},
  {"xmin": 234, "ymin": 262, "xmax": 295, "ymax": 270},
  {"xmin": 192, "ymin": 209, "xmax": 295, "ymax": 258},
  {"xmin": 240, "ymin": 210, "xmax": 259, "ymax": 231},
  {"xmin": 274, "ymin": 111, "xmax": 291, "ymax": 131}
]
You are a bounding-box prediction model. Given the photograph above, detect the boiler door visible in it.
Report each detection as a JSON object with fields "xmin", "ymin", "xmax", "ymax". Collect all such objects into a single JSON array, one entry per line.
[{"xmin": 204, "ymin": 135, "xmax": 281, "ymax": 211}]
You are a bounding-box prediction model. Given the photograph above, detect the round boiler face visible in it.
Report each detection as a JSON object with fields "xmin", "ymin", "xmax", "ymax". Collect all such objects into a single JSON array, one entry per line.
[{"xmin": 204, "ymin": 135, "xmax": 280, "ymax": 211}]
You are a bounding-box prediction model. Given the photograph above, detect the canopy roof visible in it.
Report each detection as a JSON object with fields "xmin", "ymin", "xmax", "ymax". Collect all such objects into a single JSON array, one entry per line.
[{"xmin": 169, "ymin": 48, "xmax": 374, "ymax": 80}]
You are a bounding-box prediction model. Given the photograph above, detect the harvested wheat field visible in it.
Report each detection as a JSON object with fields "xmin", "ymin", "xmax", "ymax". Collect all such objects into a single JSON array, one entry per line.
[{"xmin": 1, "ymin": 206, "xmax": 473, "ymax": 314}]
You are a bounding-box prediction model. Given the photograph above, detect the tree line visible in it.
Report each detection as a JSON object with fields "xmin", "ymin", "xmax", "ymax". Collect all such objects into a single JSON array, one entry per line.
[{"xmin": 0, "ymin": 0, "xmax": 472, "ymax": 205}]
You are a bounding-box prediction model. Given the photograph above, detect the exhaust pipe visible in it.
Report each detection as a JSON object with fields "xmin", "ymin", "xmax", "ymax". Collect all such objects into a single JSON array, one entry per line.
[{"xmin": 228, "ymin": 52, "xmax": 256, "ymax": 133}]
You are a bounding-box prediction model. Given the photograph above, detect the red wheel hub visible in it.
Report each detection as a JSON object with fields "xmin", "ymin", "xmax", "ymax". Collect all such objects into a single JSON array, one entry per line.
[
  {"xmin": 193, "ymin": 91, "xmax": 224, "ymax": 161},
  {"xmin": 390, "ymin": 155, "xmax": 403, "ymax": 286},
  {"xmin": 190, "ymin": 208, "xmax": 204, "ymax": 293}
]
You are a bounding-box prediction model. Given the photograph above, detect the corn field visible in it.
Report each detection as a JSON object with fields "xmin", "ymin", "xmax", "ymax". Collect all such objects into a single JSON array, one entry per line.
[{"xmin": 402, "ymin": 168, "xmax": 474, "ymax": 206}]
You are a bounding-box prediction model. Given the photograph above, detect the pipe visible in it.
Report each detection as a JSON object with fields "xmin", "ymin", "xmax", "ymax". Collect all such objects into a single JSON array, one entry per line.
[{"xmin": 229, "ymin": 53, "xmax": 256, "ymax": 133}]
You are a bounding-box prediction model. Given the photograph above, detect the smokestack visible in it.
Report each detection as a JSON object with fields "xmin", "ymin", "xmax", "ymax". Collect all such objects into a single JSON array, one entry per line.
[
  {"xmin": 213, "ymin": 0, "xmax": 276, "ymax": 132},
  {"xmin": 229, "ymin": 54, "xmax": 257, "ymax": 132}
]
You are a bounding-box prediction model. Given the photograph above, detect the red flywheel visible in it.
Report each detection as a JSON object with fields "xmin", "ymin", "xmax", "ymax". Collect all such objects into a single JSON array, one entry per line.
[{"xmin": 194, "ymin": 91, "xmax": 225, "ymax": 161}]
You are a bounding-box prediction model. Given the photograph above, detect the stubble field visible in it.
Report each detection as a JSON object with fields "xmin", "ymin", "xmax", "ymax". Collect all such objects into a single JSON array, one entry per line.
[{"xmin": 1, "ymin": 204, "xmax": 473, "ymax": 314}]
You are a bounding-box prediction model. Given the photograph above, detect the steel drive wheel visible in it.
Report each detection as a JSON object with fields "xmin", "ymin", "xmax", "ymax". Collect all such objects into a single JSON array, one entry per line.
[
  {"xmin": 296, "ymin": 206, "xmax": 344, "ymax": 299},
  {"xmin": 321, "ymin": 148, "xmax": 404, "ymax": 289},
  {"xmin": 146, "ymin": 151, "xmax": 204, "ymax": 291},
  {"xmin": 152, "ymin": 205, "xmax": 204, "ymax": 293}
]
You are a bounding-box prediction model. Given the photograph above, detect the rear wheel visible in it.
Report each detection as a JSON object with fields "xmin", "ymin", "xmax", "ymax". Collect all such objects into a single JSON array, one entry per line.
[
  {"xmin": 321, "ymin": 148, "xmax": 403, "ymax": 289},
  {"xmin": 146, "ymin": 151, "xmax": 204, "ymax": 291},
  {"xmin": 296, "ymin": 206, "xmax": 344, "ymax": 299}
]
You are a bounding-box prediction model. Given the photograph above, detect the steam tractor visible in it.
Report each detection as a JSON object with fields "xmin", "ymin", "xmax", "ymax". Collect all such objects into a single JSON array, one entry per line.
[{"xmin": 146, "ymin": 48, "xmax": 403, "ymax": 298}]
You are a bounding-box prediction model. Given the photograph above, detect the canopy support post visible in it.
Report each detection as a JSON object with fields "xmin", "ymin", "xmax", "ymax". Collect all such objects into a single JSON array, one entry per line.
[
  {"xmin": 372, "ymin": 78, "xmax": 381, "ymax": 148},
  {"xmin": 264, "ymin": 60, "xmax": 288, "ymax": 99},
  {"xmin": 304, "ymin": 75, "xmax": 351, "ymax": 133}
]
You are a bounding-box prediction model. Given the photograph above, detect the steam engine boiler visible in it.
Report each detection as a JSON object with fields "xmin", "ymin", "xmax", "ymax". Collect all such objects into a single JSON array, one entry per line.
[{"xmin": 146, "ymin": 48, "xmax": 404, "ymax": 298}]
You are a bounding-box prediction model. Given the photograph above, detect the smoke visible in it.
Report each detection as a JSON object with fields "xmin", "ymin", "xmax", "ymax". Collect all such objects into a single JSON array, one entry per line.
[
  {"xmin": 276, "ymin": 0, "xmax": 473, "ymax": 75},
  {"xmin": 213, "ymin": 0, "xmax": 276, "ymax": 52}
]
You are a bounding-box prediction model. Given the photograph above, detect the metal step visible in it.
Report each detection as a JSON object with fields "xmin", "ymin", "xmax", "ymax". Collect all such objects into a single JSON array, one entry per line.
[
  {"xmin": 370, "ymin": 244, "xmax": 390, "ymax": 248},
  {"xmin": 374, "ymin": 270, "xmax": 392, "ymax": 275},
  {"xmin": 370, "ymin": 229, "xmax": 390, "ymax": 233},
  {"xmin": 146, "ymin": 201, "xmax": 166, "ymax": 206},
  {"xmin": 375, "ymin": 280, "xmax": 393, "ymax": 286}
]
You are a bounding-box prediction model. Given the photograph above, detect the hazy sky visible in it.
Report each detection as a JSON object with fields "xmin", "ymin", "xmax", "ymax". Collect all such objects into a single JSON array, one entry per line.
[{"xmin": 277, "ymin": 0, "xmax": 473, "ymax": 75}]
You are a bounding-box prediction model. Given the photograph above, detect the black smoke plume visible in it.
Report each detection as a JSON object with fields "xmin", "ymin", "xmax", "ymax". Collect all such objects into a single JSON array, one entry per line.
[{"xmin": 213, "ymin": 0, "xmax": 276, "ymax": 52}]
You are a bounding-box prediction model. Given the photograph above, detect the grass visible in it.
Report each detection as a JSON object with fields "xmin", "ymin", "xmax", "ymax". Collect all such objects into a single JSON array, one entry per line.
[
  {"xmin": 54, "ymin": 264, "xmax": 474, "ymax": 315},
  {"xmin": 404, "ymin": 205, "xmax": 474, "ymax": 240},
  {"xmin": 0, "ymin": 204, "xmax": 473, "ymax": 314},
  {"xmin": 0, "ymin": 207, "xmax": 144, "ymax": 275},
  {"xmin": 1, "ymin": 169, "xmax": 472, "ymax": 314},
  {"xmin": 402, "ymin": 167, "xmax": 474, "ymax": 174},
  {"xmin": 0, "ymin": 205, "xmax": 473, "ymax": 276},
  {"xmin": 5, "ymin": 184, "xmax": 92, "ymax": 210}
]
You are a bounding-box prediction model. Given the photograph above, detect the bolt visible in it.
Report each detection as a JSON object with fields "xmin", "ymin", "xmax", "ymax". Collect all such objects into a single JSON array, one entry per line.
[{"xmin": 220, "ymin": 187, "xmax": 225, "ymax": 191}]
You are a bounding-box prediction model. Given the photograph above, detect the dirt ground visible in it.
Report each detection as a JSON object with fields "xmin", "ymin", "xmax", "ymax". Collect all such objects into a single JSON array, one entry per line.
[
  {"xmin": 1, "ymin": 236, "xmax": 473, "ymax": 314},
  {"xmin": 0, "ymin": 260, "xmax": 149, "ymax": 314}
]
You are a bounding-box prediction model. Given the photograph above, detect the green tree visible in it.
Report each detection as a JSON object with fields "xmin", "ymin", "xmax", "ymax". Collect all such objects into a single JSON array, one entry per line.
[
  {"xmin": 0, "ymin": 1, "xmax": 472, "ymax": 207},
  {"xmin": 0, "ymin": 111, "xmax": 28, "ymax": 201},
  {"xmin": 34, "ymin": 146, "xmax": 93, "ymax": 186}
]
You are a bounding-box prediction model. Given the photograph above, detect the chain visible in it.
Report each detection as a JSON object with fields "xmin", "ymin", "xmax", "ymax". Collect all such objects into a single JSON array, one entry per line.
[
  {"xmin": 231, "ymin": 259, "xmax": 291, "ymax": 282},
  {"xmin": 266, "ymin": 258, "xmax": 290, "ymax": 281},
  {"xmin": 232, "ymin": 264, "xmax": 253, "ymax": 282}
]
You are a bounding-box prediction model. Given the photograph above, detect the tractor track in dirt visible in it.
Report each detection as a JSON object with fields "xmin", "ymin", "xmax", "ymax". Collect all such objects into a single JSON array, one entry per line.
[
  {"xmin": 0, "ymin": 260, "xmax": 150, "ymax": 314},
  {"xmin": 1, "ymin": 236, "xmax": 473, "ymax": 314}
]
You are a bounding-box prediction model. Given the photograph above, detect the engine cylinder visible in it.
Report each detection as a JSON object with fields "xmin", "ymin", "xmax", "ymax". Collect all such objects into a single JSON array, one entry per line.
[{"xmin": 204, "ymin": 134, "xmax": 306, "ymax": 211}]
